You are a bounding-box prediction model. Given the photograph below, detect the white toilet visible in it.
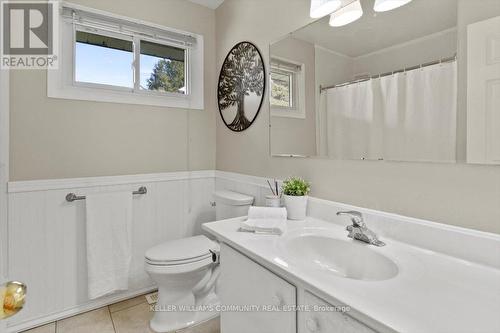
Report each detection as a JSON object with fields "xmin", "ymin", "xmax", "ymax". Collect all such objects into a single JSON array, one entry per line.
[{"xmin": 145, "ymin": 190, "xmax": 254, "ymax": 333}]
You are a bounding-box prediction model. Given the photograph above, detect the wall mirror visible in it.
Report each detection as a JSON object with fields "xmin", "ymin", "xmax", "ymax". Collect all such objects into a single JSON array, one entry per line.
[{"xmin": 270, "ymin": 0, "xmax": 461, "ymax": 162}]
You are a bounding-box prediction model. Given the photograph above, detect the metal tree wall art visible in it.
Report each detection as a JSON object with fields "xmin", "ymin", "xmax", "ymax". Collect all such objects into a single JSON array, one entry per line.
[{"xmin": 218, "ymin": 42, "xmax": 265, "ymax": 132}]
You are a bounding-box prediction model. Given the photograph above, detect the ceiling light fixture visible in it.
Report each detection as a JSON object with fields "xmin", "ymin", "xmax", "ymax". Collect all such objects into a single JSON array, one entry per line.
[
  {"xmin": 329, "ymin": 0, "xmax": 363, "ymax": 27},
  {"xmin": 373, "ymin": 0, "xmax": 413, "ymax": 12},
  {"xmin": 310, "ymin": 0, "xmax": 342, "ymax": 18}
]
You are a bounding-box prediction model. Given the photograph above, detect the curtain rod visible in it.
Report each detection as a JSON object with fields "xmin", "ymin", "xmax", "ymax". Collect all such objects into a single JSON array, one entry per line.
[{"xmin": 320, "ymin": 54, "xmax": 457, "ymax": 93}]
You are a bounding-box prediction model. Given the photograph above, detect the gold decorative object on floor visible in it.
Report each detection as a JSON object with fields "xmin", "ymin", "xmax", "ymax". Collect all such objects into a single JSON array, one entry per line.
[{"xmin": 0, "ymin": 281, "xmax": 27, "ymax": 319}]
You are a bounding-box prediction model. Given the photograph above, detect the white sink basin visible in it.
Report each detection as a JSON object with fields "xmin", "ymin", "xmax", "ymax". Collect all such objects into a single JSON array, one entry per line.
[{"xmin": 279, "ymin": 229, "xmax": 398, "ymax": 281}]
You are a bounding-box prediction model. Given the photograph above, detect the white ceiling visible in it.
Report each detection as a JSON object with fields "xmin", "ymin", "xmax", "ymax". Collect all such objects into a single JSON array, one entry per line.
[
  {"xmin": 187, "ymin": 0, "xmax": 225, "ymax": 9},
  {"xmin": 291, "ymin": 0, "xmax": 458, "ymax": 57}
]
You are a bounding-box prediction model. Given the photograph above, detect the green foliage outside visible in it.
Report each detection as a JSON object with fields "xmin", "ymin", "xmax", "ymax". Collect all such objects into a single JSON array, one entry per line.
[
  {"xmin": 147, "ymin": 59, "xmax": 185, "ymax": 93},
  {"xmin": 271, "ymin": 80, "xmax": 290, "ymax": 107}
]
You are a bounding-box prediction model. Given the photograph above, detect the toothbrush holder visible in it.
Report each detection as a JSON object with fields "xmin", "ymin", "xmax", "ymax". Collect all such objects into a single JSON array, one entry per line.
[{"xmin": 265, "ymin": 195, "xmax": 281, "ymax": 207}]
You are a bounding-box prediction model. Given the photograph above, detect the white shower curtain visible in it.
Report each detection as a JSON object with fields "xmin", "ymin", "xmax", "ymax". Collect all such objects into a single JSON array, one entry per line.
[
  {"xmin": 381, "ymin": 61, "xmax": 457, "ymax": 162},
  {"xmin": 326, "ymin": 80, "xmax": 383, "ymax": 160},
  {"xmin": 317, "ymin": 92, "xmax": 328, "ymax": 156},
  {"xmin": 325, "ymin": 61, "xmax": 457, "ymax": 162}
]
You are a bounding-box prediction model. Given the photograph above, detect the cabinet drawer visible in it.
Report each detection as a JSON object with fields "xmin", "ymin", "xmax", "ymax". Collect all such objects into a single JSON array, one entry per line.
[
  {"xmin": 300, "ymin": 291, "xmax": 376, "ymax": 333},
  {"xmin": 219, "ymin": 243, "xmax": 296, "ymax": 333}
]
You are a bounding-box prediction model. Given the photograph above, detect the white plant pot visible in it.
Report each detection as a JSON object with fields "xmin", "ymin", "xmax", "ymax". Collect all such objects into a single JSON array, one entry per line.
[{"xmin": 283, "ymin": 195, "xmax": 308, "ymax": 220}]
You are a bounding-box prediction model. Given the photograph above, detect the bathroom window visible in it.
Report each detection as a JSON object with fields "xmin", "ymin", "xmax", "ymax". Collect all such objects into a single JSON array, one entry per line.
[
  {"xmin": 139, "ymin": 41, "xmax": 187, "ymax": 94},
  {"xmin": 270, "ymin": 70, "xmax": 293, "ymax": 108},
  {"xmin": 270, "ymin": 58, "xmax": 305, "ymax": 119},
  {"xmin": 75, "ymin": 30, "xmax": 134, "ymax": 89},
  {"xmin": 48, "ymin": 4, "xmax": 204, "ymax": 109},
  {"xmin": 74, "ymin": 29, "xmax": 188, "ymax": 95}
]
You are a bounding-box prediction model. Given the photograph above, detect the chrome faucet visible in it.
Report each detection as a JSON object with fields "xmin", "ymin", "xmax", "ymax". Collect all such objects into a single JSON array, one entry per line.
[{"xmin": 336, "ymin": 211, "xmax": 385, "ymax": 247}]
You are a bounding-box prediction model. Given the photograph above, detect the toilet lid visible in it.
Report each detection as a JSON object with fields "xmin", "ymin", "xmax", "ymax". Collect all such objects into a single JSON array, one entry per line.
[{"xmin": 145, "ymin": 235, "xmax": 217, "ymax": 264}]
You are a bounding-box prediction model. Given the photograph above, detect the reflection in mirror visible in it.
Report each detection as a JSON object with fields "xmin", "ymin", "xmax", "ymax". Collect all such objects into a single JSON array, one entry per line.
[
  {"xmin": 270, "ymin": 39, "xmax": 315, "ymax": 156},
  {"xmin": 270, "ymin": 0, "xmax": 459, "ymax": 162}
]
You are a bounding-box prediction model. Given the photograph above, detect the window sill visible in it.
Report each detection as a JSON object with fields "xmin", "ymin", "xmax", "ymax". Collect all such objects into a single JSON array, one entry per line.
[
  {"xmin": 271, "ymin": 108, "xmax": 305, "ymax": 119},
  {"xmin": 47, "ymin": 75, "xmax": 204, "ymax": 110}
]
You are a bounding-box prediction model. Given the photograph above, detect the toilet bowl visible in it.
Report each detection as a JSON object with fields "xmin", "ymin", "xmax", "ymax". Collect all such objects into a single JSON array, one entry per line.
[
  {"xmin": 145, "ymin": 190, "xmax": 253, "ymax": 332},
  {"xmin": 145, "ymin": 235, "xmax": 220, "ymax": 333}
]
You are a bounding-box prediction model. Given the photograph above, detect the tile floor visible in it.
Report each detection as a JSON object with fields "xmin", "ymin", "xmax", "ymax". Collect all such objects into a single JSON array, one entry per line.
[{"xmin": 21, "ymin": 293, "xmax": 220, "ymax": 333}]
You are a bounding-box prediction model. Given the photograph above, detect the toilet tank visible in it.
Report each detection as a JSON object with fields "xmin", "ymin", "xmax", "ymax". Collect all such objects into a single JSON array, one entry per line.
[{"xmin": 214, "ymin": 190, "xmax": 254, "ymax": 220}]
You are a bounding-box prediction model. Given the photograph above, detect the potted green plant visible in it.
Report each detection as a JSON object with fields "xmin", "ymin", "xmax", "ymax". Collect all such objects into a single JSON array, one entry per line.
[{"xmin": 281, "ymin": 177, "xmax": 310, "ymax": 220}]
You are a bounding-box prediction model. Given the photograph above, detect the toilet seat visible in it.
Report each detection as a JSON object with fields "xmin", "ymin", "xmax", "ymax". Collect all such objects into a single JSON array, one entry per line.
[
  {"xmin": 145, "ymin": 253, "xmax": 212, "ymax": 266},
  {"xmin": 145, "ymin": 256, "xmax": 214, "ymax": 274},
  {"xmin": 145, "ymin": 235, "xmax": 218, "ymax": 269}
]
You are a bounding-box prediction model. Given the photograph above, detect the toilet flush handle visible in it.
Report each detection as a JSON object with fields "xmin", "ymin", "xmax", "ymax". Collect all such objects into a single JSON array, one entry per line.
[{"xmin": 209, "ymin": 249, "xmax": 220, "ymax": 264}]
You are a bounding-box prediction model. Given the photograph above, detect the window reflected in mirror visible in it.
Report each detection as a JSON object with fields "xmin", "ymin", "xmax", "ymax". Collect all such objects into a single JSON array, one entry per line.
[{"xmin": 270, "ymin": 70, "xmax": 293, "ymax": 108}]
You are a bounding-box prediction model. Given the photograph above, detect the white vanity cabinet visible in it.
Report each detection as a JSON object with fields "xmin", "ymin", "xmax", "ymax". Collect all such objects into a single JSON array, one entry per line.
[
  {"xmin": 219, "ymin": 243, "xmax": 297, "ymax": 333},
  {"xmin": 219, "ymin": 243, "xmax": 379, "ymax": 333},
  {"xmin": 299, "ymin": 292, "xmax": 376, "ymax": 333}
]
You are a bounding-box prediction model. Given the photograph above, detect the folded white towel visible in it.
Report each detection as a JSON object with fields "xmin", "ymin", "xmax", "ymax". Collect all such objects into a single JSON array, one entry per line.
[
  {"xmin": 240, "ymin": 219, "xmax": 287, "ymax": 235},
  {"xmin": 240, "ymin": 207, "xmax": 287, "ymax": 235},
  {"xmin": 86, "ymin": 192, "xmax": 132, "ymax": 299},
  {"xmin": 247, "ymin": 206, "xmax": 287, "ymax": 220}
]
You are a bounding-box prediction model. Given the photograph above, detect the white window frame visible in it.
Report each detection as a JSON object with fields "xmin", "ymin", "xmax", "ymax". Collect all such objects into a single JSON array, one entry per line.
[
  {"xmin": 270, "ymin": 68, "xmax": 295, "ymax": 108},
  {"xmin": 270, "ymin": 57, "xmax": 306, "ymax": 119},
  {"xmin": 48, "ymin": 2, "xmax": 204, "ymax": 110},
  {"xmin": 134, "ymin": 36, "xmax": 190, "ymax": 97},
  {"xmin": 72, "ymin": 25, "xmax": 136, "ymax": 92}
]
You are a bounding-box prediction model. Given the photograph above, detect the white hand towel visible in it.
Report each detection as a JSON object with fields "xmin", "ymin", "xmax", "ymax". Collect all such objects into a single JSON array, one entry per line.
[
  {"xmin": 86, "ymin": 192, "xmax": 132, "ymax": 299},
  {"xmin": 247, "ymin": 206, "xmax": 287, "ymax": 220},
  {"xmin": 241, "ymin": 219, "xmax": 287, "ymax": 235},
  {"xmin": 240, "ymin": 207, "xmax": 287, "ymax": 235}
]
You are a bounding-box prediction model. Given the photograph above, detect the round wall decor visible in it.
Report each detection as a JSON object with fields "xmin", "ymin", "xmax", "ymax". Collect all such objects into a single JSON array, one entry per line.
[{"xmin": 217, "ymin": 41, "xmax": 265, "ymax": 132}]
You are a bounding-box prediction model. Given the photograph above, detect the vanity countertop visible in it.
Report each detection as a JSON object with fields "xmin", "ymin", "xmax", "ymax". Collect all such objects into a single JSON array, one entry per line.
[{"xmin": 203, "ymin": 217, "xmax": 500, "ymax": 333}]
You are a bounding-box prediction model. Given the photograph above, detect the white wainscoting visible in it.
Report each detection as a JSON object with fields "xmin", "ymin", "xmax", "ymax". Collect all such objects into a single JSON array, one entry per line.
[
  {"xmin": 215, "ymin": 171, "xmax": 280, "ymax": 207},
  {"xmin": 6, "ymin": 171, "xmax": 216, "ymax": 332}
]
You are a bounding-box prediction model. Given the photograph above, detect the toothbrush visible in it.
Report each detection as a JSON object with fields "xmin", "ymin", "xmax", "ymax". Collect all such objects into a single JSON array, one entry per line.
[{"xmin": 267, "ymin": 180, "xmax": 276, "ymax": 196}]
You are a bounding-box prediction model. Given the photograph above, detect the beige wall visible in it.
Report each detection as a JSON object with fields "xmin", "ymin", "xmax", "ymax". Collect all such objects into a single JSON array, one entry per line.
[
  {"xmin": 353, "ymin": 29, "xmax": 457, "ymax": 76},
  {"xmin": 10, "ymin": 0, "xmax": 216, "ymax": 181},
  {"xmin": 215, "ymin": 0, "xmax": 500, "ymax": 234}
]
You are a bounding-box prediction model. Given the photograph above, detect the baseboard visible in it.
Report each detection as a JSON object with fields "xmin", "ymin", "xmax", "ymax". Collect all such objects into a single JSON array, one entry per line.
[{"xmin": 7, "ymin": 286, "xmax": 157, "ymax": 333}]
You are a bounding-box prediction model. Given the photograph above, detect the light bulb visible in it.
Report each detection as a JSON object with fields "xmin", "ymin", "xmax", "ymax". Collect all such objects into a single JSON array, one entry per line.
[
  {"xmin": 374, "ymin": 0, "xmax": 413, "ymax": 12},
  {"xmin": 310, "ymin": 0, "xmax": 342, "ymax": 18},
  {"xmin": 329, "ymin": 0, "xmax": 363, "ymax": 27}
]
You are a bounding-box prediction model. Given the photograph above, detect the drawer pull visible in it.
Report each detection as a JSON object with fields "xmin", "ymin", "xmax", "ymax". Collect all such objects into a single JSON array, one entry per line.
[{"xmin": 306, "ymin": 317, "xmax": 320, "ymax": 332}]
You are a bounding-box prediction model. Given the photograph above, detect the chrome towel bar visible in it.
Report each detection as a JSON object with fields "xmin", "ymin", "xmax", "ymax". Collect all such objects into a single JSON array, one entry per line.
[{"xmin": 65, "ymin": 186, "xmax": 147, "ymax": 202}]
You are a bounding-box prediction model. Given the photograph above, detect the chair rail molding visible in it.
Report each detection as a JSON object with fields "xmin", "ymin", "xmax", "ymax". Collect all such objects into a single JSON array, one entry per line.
[{"xmin": 8, "ymin": 170, "xmax": 216, "ymax": 193}]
